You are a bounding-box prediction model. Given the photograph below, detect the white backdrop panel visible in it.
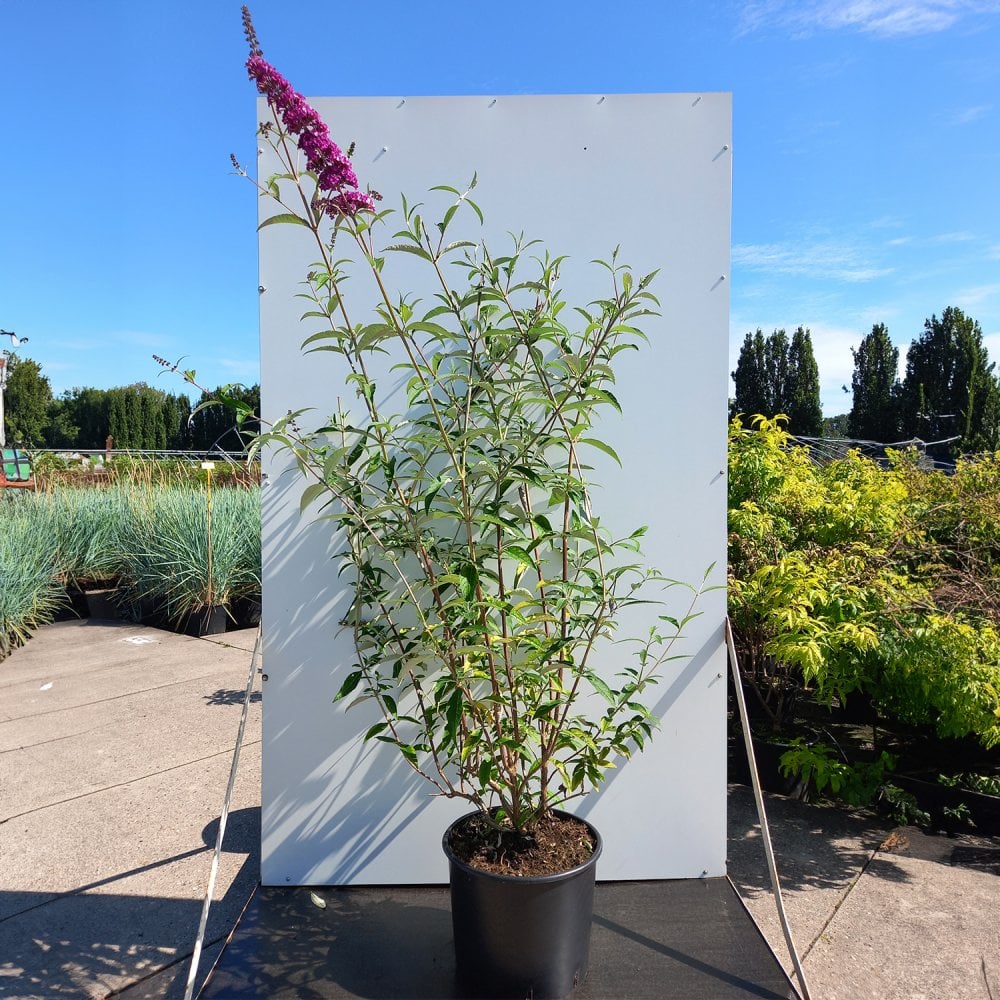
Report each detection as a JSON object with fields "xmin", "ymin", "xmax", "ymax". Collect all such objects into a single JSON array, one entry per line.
[{"xmin": 259, "ymin": 93, "xmax": 731, "ymax": 886}]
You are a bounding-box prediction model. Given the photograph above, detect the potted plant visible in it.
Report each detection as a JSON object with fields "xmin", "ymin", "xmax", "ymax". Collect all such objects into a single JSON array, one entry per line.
[
  {"xmin": 117, "ymin": 485, "xmax": 260, "ymax": 637},
  {"xmin": 235, "ymin": 10, "xmax": 704, "ymax": 996}
]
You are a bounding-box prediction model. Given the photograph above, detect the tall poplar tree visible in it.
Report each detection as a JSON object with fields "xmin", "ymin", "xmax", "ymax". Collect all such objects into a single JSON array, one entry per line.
[
  {"xmin": 849, "ymin": 323, "xmax": 900, "ymax": 441},
  {"xmin": 732, "ymin": 326, "xmax": 822, "ymax": 434},
  {"xmin": 786, "ymin": 326, "xmax": 822, "ymax": 436},
  {"xmin": 900, "ymin": 307, "xmax": 1000, "ymax": 452},
  {"xmin": 731, "ymin": 329, "xmax": 770, "ymax": 418}
]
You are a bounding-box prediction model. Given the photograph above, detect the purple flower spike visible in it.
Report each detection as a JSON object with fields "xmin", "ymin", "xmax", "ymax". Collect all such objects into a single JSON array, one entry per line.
[{"xmin": 242, "ymin": 8, "xmax": 372, "ymax": 217}]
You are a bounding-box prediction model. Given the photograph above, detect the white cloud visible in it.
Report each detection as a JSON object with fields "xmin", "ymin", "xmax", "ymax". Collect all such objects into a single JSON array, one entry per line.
[
  {"xmin": 928, "ymin": 230, "xmax": 977, "ymax": 244},
  {"xmin": 217, "ymin": 357, "xmax": 261, "ymax": 381},
  {"xmin": 808, "ymin": 322, "xmax": 863, "ymax": 413},
  {"xmin": 953, "ymin": 282, "xmax": 1000, "ymax": 308},
  {"xmin": 113, "ymin": 330, "xmax": 175, "ymax": 349},
  {"xmin": 732, "ymin": 240, "xmax": 893, "ymax": 282},
  {"xmin": 948, "ymin": 103, "xmax": 993, "ymax": 124},
  {"xmin": 739, "ymin": 0, "xmax": 999, "ymax": 38}
]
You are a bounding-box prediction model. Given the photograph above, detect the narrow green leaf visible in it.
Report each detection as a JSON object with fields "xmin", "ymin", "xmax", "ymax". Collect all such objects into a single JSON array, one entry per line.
[
  {"xmin": 258, "ymin": 212, "xmax": 310, "ymax": 230},
  {"xmin": 334, "ymin": 670, "xmax": 363, "ymax": 701}
]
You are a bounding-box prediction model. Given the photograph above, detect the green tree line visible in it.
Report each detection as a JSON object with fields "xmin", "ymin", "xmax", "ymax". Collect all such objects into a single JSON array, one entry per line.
[
  {"xmin": 1, "ymin": 354, "xmax": 259, "ymax": 452},
  {"xmin": 732, "ymin": 306, "xmax": 1000, "ymax": 453}
]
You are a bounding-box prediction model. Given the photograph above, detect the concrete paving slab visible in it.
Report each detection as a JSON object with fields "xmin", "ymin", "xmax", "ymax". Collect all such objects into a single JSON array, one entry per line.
[
  {"xmin": 201, "ymin": 629, "xmax": 259, "ymax": 655},
  {"xmin": 3, "ymin": 619, "xmax": 998, "ymax": 1000},
  {"xmin": 0, "ymin": 746, "xmax": 260, "ymax": 921},
  {"xmin": 727, "ymin": 784, "xmax": 1000, "ymax": 1000},
  {"xmin": 802, "ymin": 827, "xmax": 1000, "ymax": 1000},
  {"xmin": 111, "ymin": 940, "xmax": 226, "ymax": 1000},
  {"xmin": 0, "ymin": 621, "xmax": 261, "ymax": 1000},
  {"xmin": 0, "ymin": 622, "xmax": 248, "ymax": 718},
  {"xmin": 727, "ymin": 783, "xmax": 890, "ymax": 964},
  {"xmin": 0, "ymin": 879, "xmax": 253, "ymax": 999},
  {"xmin": 0, "ymin": 675, "xmax": 261, "ymax": 818},
  {"xmin": 0, "ymin": 664, "xmax": 260, "ymax": 754}
]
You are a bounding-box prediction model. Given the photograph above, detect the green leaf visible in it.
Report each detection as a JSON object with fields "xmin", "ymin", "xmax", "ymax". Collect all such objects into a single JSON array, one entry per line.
[
  {"xmin": 300, "ymin": 482, "xmax": 330, "ymax": 512},
  {"xmin": 478, "ymin": 759, "xmax": 493, "ymax": 788},
  {"xmin": 258, "ymin": 212, "xmax": 310, "ymax": 230},
  {"xmin": 579, "ymin": 438, "xmax": 622, "ymax": 466},
  {"xmin": 589, "ymin": 675, "xmax": 615, "ymax": 704},
  {"xmin": 445, "ymin": 690, "xmax": 463, "ymax": 747},
  {"xmin": 334, "ymin": 670, "xmax": 363, "ymax": 701}
]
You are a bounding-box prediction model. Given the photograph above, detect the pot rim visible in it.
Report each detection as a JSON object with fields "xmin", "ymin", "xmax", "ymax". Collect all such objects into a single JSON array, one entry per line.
[{"xmin": 442, "ymin": 808, "xmax": 603, "ymax": 885}]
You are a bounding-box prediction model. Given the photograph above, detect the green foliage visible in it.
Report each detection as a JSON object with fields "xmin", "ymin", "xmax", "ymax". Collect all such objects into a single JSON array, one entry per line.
[
  {"xmin": 250, "ymin": 124, "xmax": 703, "ymax": 835},
  {"xmin": 731, "ymin": 327, "xmax": 822, "ymax": 435},
  {"xmin": 821, "ymin": 413, "xmax": 850, "ymax": 438},
  {"xmin": 37, "ymin": 488, "xmax": 130, "ymax": 587},
  {"xmin": 42, "ymin": 384, "xmax": 194, "ymax": 451},
  {"xmin": 849, "ymin": 323, "xmax": 900, "ymax": 441},
  {"xmin": 117, "ymin": 486, "xmax": 261, "ymax": 622},
  {"xmin": 939, "ymin": 772, "xmax": 1000, "ymax": 796},
  {"xmin": 779, "ymin": 739, "xmax": 895, "ymax": 807},
  {"xmin": 731, "ymin": 329, "xmax": 772, "ymax": 419},
  {"xmin": 0, "ymin": 484, "xmax": 261, "ymax": 653},
  {"xmin": 188, "ymin": 384, "xmax": 259, "ymax": 451},
  {"xmin": 729, "ymin": 415, "xmax": 1000, "ymax": 746},
  {"xmin": 4, "ymin": 354, "xmax": 52, "ymax": 446},
  {"xmin": 900, "ymin": 306, "xmax": 1000, "ymax": 453},
  {"xmin": 786, "ymin": 327, "xmax": 822, "ymax": 437},
  {"xmin": 878, "ymin": 784, "xmax": 931, "ymax": 827},
  {"xmin": 0, "ymin": 495, "xmax": 65, "ymax": 656}
]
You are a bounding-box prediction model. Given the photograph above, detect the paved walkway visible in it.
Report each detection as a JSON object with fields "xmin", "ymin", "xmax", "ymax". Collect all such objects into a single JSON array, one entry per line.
[
  {"xmin": 0, "ymin": 619, "xmax": 997, "ymax": 999},
  {"xmin": 0, "ymin": 620, "xmax": 261, "ymax": 999}
]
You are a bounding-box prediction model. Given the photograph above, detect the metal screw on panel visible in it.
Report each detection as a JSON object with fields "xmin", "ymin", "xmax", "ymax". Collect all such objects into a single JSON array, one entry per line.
[
  {"xmin": 262, "ymin": 674, "xmax": 269, "ymax": 683},
  {"xmin": 259, "ymin": 285, "xmax": 266, "ymax": 293}
]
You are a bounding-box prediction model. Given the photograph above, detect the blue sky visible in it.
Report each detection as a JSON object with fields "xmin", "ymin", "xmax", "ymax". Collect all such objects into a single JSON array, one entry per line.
[{"xmin": 1, "ymin": 0, "xmax": 998, "ymax": 416}]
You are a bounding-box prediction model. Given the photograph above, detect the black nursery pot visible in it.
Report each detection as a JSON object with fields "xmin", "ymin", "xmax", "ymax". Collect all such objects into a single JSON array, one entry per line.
[
  {"xmin": 183, "ymin": 604, "xmax": 229, "ymax": 637},
  {"xmin": 443, "ymin": 811, "xmax": 602, "ymax": 1000}
]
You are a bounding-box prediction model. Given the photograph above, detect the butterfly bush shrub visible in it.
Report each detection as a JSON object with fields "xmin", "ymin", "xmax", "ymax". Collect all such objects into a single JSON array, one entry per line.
[{"xmin": 239, "ymin": 7, "xmax": 704, "ymax": 834}]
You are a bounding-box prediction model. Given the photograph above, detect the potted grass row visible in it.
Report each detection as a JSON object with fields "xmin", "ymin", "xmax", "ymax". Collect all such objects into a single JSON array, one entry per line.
[{"xmin": 0, "ymin": 484, "xmax": 261, "ymax": 657}]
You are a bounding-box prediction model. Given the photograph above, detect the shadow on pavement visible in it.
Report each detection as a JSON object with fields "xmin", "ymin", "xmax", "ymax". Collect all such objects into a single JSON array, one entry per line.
[{"xmin": 0, "ymin": 809, "xmax": 259, "ymax": 999}]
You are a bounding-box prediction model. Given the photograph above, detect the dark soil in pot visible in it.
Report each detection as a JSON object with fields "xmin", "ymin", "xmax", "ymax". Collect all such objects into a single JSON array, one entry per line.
[
  {"xmin": 447, "ymin": 810, "xmax": 596, "ymax": 877},
  {"xmin": 444, "ymin": 810, "xmax": 601, "ymax": 999}
]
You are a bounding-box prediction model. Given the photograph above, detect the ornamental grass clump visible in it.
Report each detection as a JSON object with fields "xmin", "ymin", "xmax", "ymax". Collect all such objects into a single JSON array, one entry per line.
[
  {"xmin": 238, "ymin": 8, "xmax": 701, "ymax": 840},
  {"xmin": 0, "ymin": 495, "xmax": 64, "ymax": 657},
  {"xmin": 44, "ymin": 487, "xmax": 129, "ymax": 588},
  {"xmin": 118, "ymin": 486, "xmax": 261, "ymax": 625}
]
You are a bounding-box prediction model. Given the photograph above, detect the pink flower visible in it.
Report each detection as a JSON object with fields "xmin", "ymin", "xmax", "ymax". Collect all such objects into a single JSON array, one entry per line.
[{"xmin": 243, "ymin": 11, "xmax": 372, "ymax": 217}]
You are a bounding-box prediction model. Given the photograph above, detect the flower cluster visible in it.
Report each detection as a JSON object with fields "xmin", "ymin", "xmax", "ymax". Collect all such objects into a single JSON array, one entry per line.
[{"xmin": 242, "ymin": 8, "xmax": 374, "ymax": 217}]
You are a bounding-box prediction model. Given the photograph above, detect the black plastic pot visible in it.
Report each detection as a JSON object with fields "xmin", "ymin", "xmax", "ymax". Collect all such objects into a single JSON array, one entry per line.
[
  {"xmin": 84, "ymin": 587, "xmax": 120, "ymax": 621},
  {"xmin": 728, "ymin": 737, "xmax": 811, "ymax": 800},
  {"xmin": 893, "ymin": 774, "xmax": 1000, "ymax": 834},
  {"xmin": 443, "ymin": 811, "xmax": 602, "ymax": 1000},
  {"xmin": 183, "ymin": 604, "xmax": 229, "ymax": 637}
]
